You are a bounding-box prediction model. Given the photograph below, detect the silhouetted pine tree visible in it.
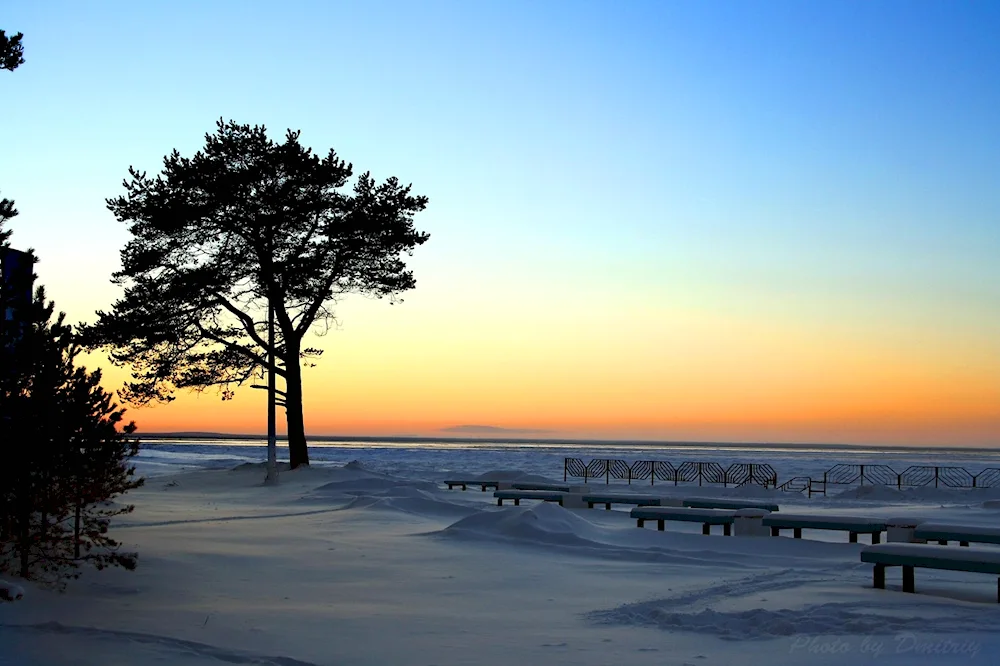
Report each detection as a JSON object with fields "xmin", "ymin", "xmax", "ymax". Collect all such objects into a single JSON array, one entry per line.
[{"xmin": 85, "ymin": 119, "xmax": 429, "ymax": 468}]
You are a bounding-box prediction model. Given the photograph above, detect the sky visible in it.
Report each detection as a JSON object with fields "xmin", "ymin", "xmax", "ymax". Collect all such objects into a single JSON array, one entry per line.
[{"xmin": 2, "ymin": 1, "xmax": 999, "ymax": 446}]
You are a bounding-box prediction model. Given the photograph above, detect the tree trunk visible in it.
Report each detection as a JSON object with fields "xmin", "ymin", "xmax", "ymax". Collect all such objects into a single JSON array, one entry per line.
[
  {"xmin": 74, "ymin": 502, "xmax": 82, "ymax": 560},
  {"xmin": 283, "ymin": 344, "xmax": 309, "ymax": 469},
  {"xmin": 18, "ymin": 508, "xmax": 31, "ymax": 578}
]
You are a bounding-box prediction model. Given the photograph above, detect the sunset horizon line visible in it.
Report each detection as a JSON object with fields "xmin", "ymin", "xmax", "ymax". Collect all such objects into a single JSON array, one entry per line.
[{"xmin": 136, "ymin": 430, "xmax": 999, "ymax": 452}]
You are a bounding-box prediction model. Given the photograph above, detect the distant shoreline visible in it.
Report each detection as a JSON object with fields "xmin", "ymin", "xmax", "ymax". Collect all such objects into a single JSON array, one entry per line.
[{"xmin": 137, "ymin": 431, "xmax": 996, "ymax": 454}]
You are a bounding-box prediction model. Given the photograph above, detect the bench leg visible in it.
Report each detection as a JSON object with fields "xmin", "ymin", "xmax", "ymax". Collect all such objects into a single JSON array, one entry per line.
[
  {"xmin": 793, "ymin": 527, "xmax": 802, "ymax": 539},
  {"xmin": 902, "ymin": 566, "xmax": 915, "ymax": 593},
  {"xmin": 587, "ymin": 502, "xmax": 594, "ymax": 509},
  {"xmin": 636, "ymin": 518, "xmax": 644, "ymax": 528},
  {"xmin": 657, "ymin": 519, "xmax": 664, "ymax": 531},
  {"xmin": 497, "ymin": 499, "xmax": 503, "ymax": 506},
  {"xmin": 874, "ymin": 564, "xmax": 885, "ymax": 589},
  {"xmin": 480, "ymin": 485, "xmax": 487, "ymax": 492},
  {"xmin": 702, "ymin": 523, "xmax": 711, "ymax": 535},
  {"xmin": 461, "ymin": 484, "xmax": 467, "ymax": 491},
  {"xmin": 558, "ymin": 499, "xmax": 563, "ymax": 506},
  {"xmin": 960, "ymin": 541, "xmax": 969, "ymax": 547},
  {"xmin": 605, "ymin": 503, "xmax": 611, "ymax": 510},
  {"xmin": 872, "ymin": 532, "xmax": 881, "ymax": 545},
  {"xmin": 514, "ymin": 499, "xmax": 520, "ymax": 506},
  {"xmin": 771, "ymin": 527, "xmax": 779, "ymax": 537},
  {"xmin": 849, "ymin": 532, "xmax": 858, "ymax": 543},
  {"xmin": 723, "ymin": 523, "xmax": 731, "ymax": 536},
  {"xmin": 938, "ymin": 539, "xmax": 947, "ymax": 545}
]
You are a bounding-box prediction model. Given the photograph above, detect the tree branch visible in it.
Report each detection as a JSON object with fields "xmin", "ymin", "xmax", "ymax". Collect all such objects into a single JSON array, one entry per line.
[
  {"xmin": 195, "ymin": 324, "xmax": 285, "ymax": 378},
  {"xmin": 294, "ymin": 265, "xmax": 340, "ymax": 336},
  {"xmin": 212, "ymin": 292, "xmax": 270, "ymax": 352}
]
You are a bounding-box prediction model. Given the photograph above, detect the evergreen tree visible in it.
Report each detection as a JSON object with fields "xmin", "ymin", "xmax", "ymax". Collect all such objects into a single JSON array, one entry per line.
[
  {"xmin": 0, "ymin": 195, "xmax": 14, "ymax": 246},
  {"xmin": 1, "ymin": 248, "xmax": 143, "ymax": 586},
  {"xmin": 0, "ymin": 29, "xmax": 24, "ymax": 72}
]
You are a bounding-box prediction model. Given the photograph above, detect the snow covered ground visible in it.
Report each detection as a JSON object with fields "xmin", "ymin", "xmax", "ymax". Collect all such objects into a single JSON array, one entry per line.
[{"xmin": 3, "ymin": 447, "xmax": 1000, "ymax": 665}]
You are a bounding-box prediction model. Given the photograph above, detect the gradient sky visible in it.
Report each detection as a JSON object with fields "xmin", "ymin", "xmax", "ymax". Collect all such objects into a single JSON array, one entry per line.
[{"xmin": 2, "ymin": 1, "xmax": 999, "ymax": 446}]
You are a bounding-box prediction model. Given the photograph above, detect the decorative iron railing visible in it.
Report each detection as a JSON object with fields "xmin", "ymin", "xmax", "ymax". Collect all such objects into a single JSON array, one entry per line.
[
  {"xmin": 777, "ymin": 476, "xmax": 812, "ymax": 494},
  {"xmin": 974, "ymin": 468, "xmax": 1000, "ymax": 488},
  {"xmin": 652, "ymin": 461, "xmax": 675, "ymax": 484},
  {"xmin": 724, "ymin": 463, "xmax": 778, "ymax": 488},
  {"xmin": 676, "ymin": 461, "xmax": 726, "ymax": 486},
  {"xmin": 897, "ymin": 466, "xmax": 974, "ymax": 489},
  {"xmin": 563, "ymin": 458, "xmax": 771, "ymax": 487},
  {"xmin": 820, "ymin": 463, "xmax": 898, "ymax": 487},
  {"xmin": 563, "ymin": 458, "xmax": 1000, "ymax": 492}
]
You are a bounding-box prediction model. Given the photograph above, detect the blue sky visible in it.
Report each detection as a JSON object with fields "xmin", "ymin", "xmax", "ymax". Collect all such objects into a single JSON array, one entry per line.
[{"xmin": 2, "ymin": 1, "xmax": 999, "ymax": 443}]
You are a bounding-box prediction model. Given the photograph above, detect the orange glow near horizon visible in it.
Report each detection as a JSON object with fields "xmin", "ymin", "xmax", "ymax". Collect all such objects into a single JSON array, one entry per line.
[{"xmin": 88, "ymin": 297, "xmax": 1000, "ymax": 447}]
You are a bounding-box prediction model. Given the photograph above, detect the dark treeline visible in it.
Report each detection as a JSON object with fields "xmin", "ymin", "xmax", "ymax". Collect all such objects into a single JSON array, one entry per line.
[{"xmin": 0, "ymin": 279, "xmax": 143, "ymax": 586}]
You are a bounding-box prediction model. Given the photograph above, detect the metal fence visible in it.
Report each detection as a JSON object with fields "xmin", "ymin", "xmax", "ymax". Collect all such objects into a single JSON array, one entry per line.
[
  {"xmin": 564, "ymin": 457, "xmax": 1000, "ymax": 493},
  {"xmin": 563, "ymin": 458, "xmax": 777, "ymax": 487}
]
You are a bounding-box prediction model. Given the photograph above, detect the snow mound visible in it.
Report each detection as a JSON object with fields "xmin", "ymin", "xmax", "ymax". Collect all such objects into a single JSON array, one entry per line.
[
  {"xmin": 472, "ymin": 469, "xmax": 530, "ymax": 481},
  {"xmin": 311, "ymin": 476, "xmax": 441, "ymax": 496},
  {"xmin": 434, "ymin": 503, "xmax": 814, "ymax": 568},
  {"xmin": 230, "ymin": 461, "xmax": 292, "ymax": 472},
  {"xmin": 339, "ymin": 486, "xmax": 481, "ymax": 518},
  {"xmin": 729, "ymin": 484, "xmax": 779, "ymax": 498},
  {"xmin": 438, "ymin": 501, "xmax": 609, "ymax": 547},
  {"xmin": 899, "ymin": 486, "xmax": 968, "ymax": 501},
  {"xmin": 590, "ymin": 599, "xmax": 1000, "ymax": 641},
  {"xmin": 452, "ymin": 470, "xmax": 560, "ymax": 484},
  {"xmin": 1, "ymin": 579, "xmax": 25, "ymax": 602},
  {"xmin": 505, "ymin": 473, "xmax": 561, "ymax": 484},
  {"xmin": 833, "ymin": 485, "xmax": 902, "ymax": 501}
]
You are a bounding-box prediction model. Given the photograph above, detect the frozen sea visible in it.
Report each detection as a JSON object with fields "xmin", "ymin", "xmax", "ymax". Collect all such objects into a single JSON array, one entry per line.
[{"xmin": 135, "ymin": 436, "xmax": 1000, "ymax": 490}]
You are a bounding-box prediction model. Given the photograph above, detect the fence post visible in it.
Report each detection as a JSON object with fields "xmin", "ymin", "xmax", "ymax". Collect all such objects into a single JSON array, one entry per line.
[
  {"xmin": 606, "ymin": 460, "xmax": 610, "ymax": 485},
  {"xmin": 564, "ymin": 459, "xmax": 567, "ymax": 482},
  {"xmin": 860, "ymin": 464, "xmax": 865, "ymax": 486},
  {"xmin": 935, "ymin": 466, "xmax": 939, "ymax": 489}
]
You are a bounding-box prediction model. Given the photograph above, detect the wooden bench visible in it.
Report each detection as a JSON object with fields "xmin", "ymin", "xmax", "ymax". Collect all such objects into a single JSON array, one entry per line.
[
  {"xmin": 682, "ymin": 498, "xmax": 779, "ymax": 512},
  {"xmin": 582, "ymin": 493, "xmax": 661, "ymax": 510},
  {"xmin": 913, "ymin": 523, "xmax": 1000, "ymax": 547},
  {"xmin": 511, "ymin": 482, "xmax": 572, "ymax": 492},
  {"xmin": 630, "ymin": 507, "xmax": 736, "ymax": 536},
  {"xmin": 861, "ymin": 543, "xmax": 1000, "ymax": 602},
  {"xmin": 494, "ymin": 490, "xmax": 565, "ymax": 506},
  {"xmin": 444, "ymin": 479, "xmax": 500, "ymax": 491},
  {"xmin": 762, "ymin": 514, "xmax": 885, "ymax": 543}
]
